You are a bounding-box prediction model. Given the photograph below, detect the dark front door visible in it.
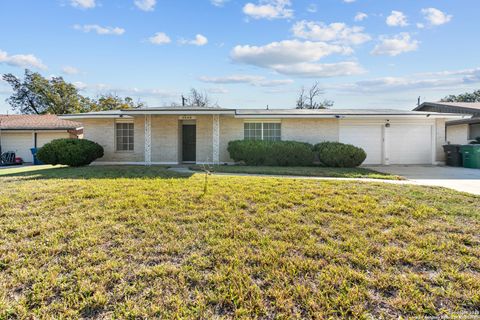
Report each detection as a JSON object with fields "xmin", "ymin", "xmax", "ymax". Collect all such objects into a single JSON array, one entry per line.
[{"xmin": 182, "ymin": 125, "xmax": 196, "ymax": 162}]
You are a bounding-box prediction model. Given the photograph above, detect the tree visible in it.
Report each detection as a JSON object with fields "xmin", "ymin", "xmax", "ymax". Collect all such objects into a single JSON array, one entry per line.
[
  {"xmin": 186, "ymin": 88, "xmax": 213, "ymax": 108},
  {"xmin": 296, "ymin": 82, "xmax": 333, "ymax": 109},
  {"xmin": 90, "ymin": 94, "xmax": 145, "ymax": 111},
  {"xmin": 441, "ymin": 89, "xmax": 480, "ymax": 102},
  {"xmin": 2, "ymin": 70, "xmax": 88, "ymax": 114},
  {"xmin": 2, "ymin": 69, "xmax": 146, "ymax": 114}
]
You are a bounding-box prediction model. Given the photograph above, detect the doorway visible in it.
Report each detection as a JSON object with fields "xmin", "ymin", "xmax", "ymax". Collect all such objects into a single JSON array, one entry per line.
[{"xmin": 182, "ymin": 124, "xmax": 196, "ymax": 162}]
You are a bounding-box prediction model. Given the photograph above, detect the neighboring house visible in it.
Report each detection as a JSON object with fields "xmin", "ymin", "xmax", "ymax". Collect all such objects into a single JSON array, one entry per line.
[
  {"xmin": 414, "ymin": 102, "xmax": 480, "ymax": 144},
  {"xmin": 0, "ymin": 114, "xmax": 83, "ymax": 163},
  {"xmin": 61, "ymin": 107, "xmax": 462, "ymax": 166}
]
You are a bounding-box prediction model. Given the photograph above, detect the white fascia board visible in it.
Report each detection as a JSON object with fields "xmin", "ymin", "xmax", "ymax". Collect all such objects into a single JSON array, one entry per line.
[
  {"xmin": 124, "ymin": 110, "xmax": 235, "ymax": 115},
  {"xmin": 59, "ymin": 115, "xmax": 133, "ymax": 120},
  {"xmin": 234, "ymin": 114, "xmax": 465, "ymax": 120}
]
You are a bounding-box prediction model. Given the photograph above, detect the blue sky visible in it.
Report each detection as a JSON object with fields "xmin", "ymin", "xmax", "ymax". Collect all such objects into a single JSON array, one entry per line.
[{"xmin": 0, "ymin": 0, "xmax": 479, "ymax": 112}]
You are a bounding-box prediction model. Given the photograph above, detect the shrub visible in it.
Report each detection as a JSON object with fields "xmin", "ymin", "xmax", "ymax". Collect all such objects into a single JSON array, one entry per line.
[
  {"xmin": 37, "ymin": 139, "xmax": 104, "ymax": 167},
  {"xmin": 228, "ymin": 140, "xmax": 315, "ymax": 166},
  {"xmin": 314, "ymin": 142, "xmax": 366, "ymax": 167}
]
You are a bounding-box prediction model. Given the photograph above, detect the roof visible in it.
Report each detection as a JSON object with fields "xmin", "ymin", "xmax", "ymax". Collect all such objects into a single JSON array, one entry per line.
[
  {"xmin": 414, "ymin": 102, "xmax": 480, "ymax": 115},
  {"xmin": 60, "ymin": 107, "xmax": 465, "ymax": 120},
  {"xmin": 0, "ymin": 114, "xmax": 83, "ymax": 130}
]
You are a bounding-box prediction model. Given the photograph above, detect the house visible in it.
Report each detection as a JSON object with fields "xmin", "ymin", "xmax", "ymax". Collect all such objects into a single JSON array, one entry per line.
[
  {"xmin": 61, "ymin": 107, "xmax": 463, "ymax": 166},
  {"xmin": 414, "ymin": 102, "xmax": 480, "ymax": 144},
  {"xmin": 0, "ymin": 114, "xmax": 83, "ymax": 163}
]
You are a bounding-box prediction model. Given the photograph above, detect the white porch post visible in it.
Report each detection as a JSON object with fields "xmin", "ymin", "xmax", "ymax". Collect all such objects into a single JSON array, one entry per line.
[
  {"xmin": 383, "ymin": 123, "xmax": 390, "ymax": 165},
  {"xmin": 212, "ymin": 114, "xmax": 220, "ymax": 164},
  {"xmin": 144, "ymin": 114, "xmax": 152, "ymax": 165}
]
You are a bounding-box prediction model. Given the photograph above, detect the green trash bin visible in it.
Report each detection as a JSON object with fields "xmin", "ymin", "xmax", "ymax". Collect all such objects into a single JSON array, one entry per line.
[{"xmin": 460, "ymin": 145, "xmax": 480, "ymax": 169}]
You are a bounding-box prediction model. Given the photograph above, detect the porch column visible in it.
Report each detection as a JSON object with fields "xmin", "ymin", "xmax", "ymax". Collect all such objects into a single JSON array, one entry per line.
[
  {"xmin": 212, "ymin": 114, "xmax": 220, "ymax": 164},
  {"xmin": 144, "ymin": 114, "xmax": 152, "ymax": 165}
]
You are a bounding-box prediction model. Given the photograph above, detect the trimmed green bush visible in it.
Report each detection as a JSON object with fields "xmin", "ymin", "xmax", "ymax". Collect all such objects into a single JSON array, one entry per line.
[
  {"xmin": 314, "ymin": 142, "xmax": 366, "ymax": 167},
  {"xmin": 228, "ymin": 140, "xmax": 315, "ymax": 166},
  {"xmin": 37, "ymin": 139, "xmax": 104, "ymax": 167}
]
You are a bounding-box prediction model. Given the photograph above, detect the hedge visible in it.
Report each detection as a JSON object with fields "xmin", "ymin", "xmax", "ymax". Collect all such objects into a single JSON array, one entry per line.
[
  {"xmin": 314, "ymin": 142, "xmax": 366, "ymax": 167},
  {"xmin": 227, "ymin": 140, "xmax": 315, "ymax": 166},
  {"xmin": 37, "ymin": 139, "xmax": 104, "ymax": 167}
]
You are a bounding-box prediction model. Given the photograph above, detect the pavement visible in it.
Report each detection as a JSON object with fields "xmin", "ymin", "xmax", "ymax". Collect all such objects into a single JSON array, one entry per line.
[{"xmin": 365, "ymin": 165, "xmax": 480, "ymax": 195}]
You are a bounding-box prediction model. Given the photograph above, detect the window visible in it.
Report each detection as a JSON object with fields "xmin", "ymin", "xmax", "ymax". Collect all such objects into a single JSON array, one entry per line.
[
  {"xmin": 469, "ymin": 123, "xmax": 480, "ymax": 140},
  {"xmin": 244, "ymin": 122, "xmax": 281, "ymax": 141},
  {"xmin": 116, "ymin": 122, "xmax": 134, "ymax": 151}
]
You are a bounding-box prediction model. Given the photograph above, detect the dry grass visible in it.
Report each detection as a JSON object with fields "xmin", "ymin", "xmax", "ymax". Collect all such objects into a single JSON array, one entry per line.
[{"xmin": 0, "ymin": 166, "xmax": 479, "ymax": 318}]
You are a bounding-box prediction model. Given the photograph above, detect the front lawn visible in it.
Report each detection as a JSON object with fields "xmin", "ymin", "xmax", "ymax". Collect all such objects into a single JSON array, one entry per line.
[
  {"xmin": 0, "ymin": 166, "xmax": 479, "ymax": 318},
  {"xmin": 191, "ymin": 165, "xmax": 404, "ymax": 180}
]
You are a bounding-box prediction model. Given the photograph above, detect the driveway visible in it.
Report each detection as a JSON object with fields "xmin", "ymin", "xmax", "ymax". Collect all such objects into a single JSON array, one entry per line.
[{"xmin": 366, "ymin": 165, "xmax": 480, "ymax": 195}]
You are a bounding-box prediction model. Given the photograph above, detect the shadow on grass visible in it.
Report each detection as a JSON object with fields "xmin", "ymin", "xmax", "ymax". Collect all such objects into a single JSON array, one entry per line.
[{"xmin": 0, "ymin": 165, "xmax": 194, "ymax": 180}]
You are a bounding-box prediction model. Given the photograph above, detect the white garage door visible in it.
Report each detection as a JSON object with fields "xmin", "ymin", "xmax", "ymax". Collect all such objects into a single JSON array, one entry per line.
[
  {"xmin": 339, "ymin": 125, "xmax": 383, "ymax": 164},
  {"xmin": 389, "ymin": 125, "xmax": 432, "ymax": 164},
  {"xmin": 1, "ymin": 133, "xmax": 34, "ymax": 163},
  {"xmin": 37, "ymin": 132, "xmax": 69, "ymax": 148}
]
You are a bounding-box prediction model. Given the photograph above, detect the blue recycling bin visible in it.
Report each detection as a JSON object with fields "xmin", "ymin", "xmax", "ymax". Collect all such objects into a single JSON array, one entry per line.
[{"xmin": 30, "ymin": 148, "xmax": 44, "ymax": 165}]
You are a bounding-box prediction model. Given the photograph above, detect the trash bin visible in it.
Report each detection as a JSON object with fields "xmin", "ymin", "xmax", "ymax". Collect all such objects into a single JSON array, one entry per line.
[
  {"xmin": 460, "ymin": 145, "xmax": 480, "ymax": 169},
  {"xmin": 443, "ymin": 144, "xmax": 463, "ymax": 167},
  {"xmin": 30, "ymin": 148, "xmax": 44, "ymax": 165}
]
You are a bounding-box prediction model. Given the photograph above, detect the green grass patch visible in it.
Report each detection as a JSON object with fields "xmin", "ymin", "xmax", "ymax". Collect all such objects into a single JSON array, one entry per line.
[
  {"xmin": 191, "ymin": 165, "xmax": 404, "ymax": 180},
  {"xmin": 0, "ymin": 166, "xmax": 478, "ymax": 318}
]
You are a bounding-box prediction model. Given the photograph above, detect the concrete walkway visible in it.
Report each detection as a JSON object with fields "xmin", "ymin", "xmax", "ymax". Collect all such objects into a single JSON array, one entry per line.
[
  {"xmin": 172, "ymin": 166, "xmax": 480, "ymax": 196},
  {"xmin": 366, "ymin": 165, "xmax": 480, "ymax": 195}
]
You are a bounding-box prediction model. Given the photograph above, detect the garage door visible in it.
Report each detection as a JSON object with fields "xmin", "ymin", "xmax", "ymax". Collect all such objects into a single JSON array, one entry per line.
[
  {"xmin": 339, "ymin": 125, "xmax": 383, "ymax": 164},
  {"xmin": 0, "ymin": 133, "xmax": 33, "ymax": 163},
  {"xmin": 37, "ymin": 132, "xmax": 69, "ymax": 148},
  {"xmin": 389, "ymin": 125, "xmax": 432, "ymax": 164}
]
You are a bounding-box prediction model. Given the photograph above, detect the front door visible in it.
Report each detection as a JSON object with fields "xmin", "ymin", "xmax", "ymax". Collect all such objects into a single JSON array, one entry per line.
[{"xmin": 182, "ymin": 125, "xmax": 196, "ymax": 162}]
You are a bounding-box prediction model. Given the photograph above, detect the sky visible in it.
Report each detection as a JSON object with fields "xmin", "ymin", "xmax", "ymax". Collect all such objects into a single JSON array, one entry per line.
[{"xmin": 0, "ymin": 0, "xmax": 479, "ymax": 112}]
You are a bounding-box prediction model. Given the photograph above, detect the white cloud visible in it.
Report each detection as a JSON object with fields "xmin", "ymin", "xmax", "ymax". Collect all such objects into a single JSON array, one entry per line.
[
  {"xmin": 179, "ymin": 34, "xmax": 208, "ymax": 46},
  {"xmin": 148, "ymin": 32, "xmax": 171, "ymax": 45},
  {"xmin": 134, "ymin": 0, "xmax": 156, "ymax": 11},
  {"xmin": 70, "ymin": 0, "xmax": 96, "ymax": 9},
  {"xmin": 62, "ymin": 66, "xmax": 80, "ymax": 75},
  {"xmin": 421, "ymin": 8, "xmax": 452, "ymax": 26},
  {"xmin": 354, "ymin": 12, "xmax": 368, "ymax": 22},
  {"xmin": 199, "ymin": 74, "xmax": 293, "ymax": 87},
  {"xmin": 386, "ymin": 10, "xmax": 408, "ymax": 27},
  {"xmin": 371, "ymin": 33, "xmax": 419, "ymax": 56},
  {"xmin": 271, "ymin": 62, "xmax": 364, "ymax": 78},
  {"xmin": 211, "ymin": 0, "xmax": 229, "ymax": 7},
  {"xmin": 243, "ymin": 0, "xmax": 293, "ymax": 20},
  {"xmin": 292, "ymin": 21, "xmax": 371, "ymax": 45},
  {"xmin": 0, "ymin": 49, "xmax": 47, "ymax": 70},
  {"xmin": 231, "ymin": 40, "xmax": 363, "ymax": 77},
  {"xmin": 207, "ymin": 87, "xmax": 229, "ymax": 94},
  {"xmin": 73, "ymin": 24, "xmax": 125, "ymax": 35},
  {"xmin": 329, "ymin": 68, "xmax": 480, "ymax": 93},
  {"xmin": 343, "ymin": 0, "xmax": 355, "ymax": 3}
]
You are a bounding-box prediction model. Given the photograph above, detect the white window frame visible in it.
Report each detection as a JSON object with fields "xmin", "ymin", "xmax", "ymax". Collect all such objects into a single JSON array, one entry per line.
[
  {"xmin": 115, "ymin": 120, "xmax": 134, "ymax": 152},
  {"xmin": 244, "ymin": 120, "xmax": 281, "ymax": 141}
]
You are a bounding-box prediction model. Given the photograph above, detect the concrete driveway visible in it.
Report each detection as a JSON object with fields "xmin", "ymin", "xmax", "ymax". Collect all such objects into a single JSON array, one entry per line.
[{"xmin": 366, "ymin": 165, "xmax": 480, "ymax": 195}]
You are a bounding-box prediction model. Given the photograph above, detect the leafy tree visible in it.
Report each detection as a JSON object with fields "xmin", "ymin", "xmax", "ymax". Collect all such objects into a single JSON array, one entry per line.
[
  {"xmin": 441, "ymin": 89, "xmax": 480, "ymax": 102},
  {"xmin": 2, "ymin": 69, "xmax": 146, "ymax": 114},
  {"xmin": 90, "ymin": 94, "xmax": 145, "ymax": 111},
  {"xmin": 2, "ymin": 70, "xmax": 89, "ymax": 114},
  {"xmin": 296, "ymin": 82, "xmax": 334, "ymax": 109}
]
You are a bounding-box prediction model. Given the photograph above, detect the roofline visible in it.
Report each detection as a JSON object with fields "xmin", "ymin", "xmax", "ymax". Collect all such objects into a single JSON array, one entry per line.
[
  {"xmin": 0, "ymin": 127, "xmax": 83, "ymax": 131},
  {"xmin": 414, "ymin": 102, "xmax": 480, "ymax": 113},
  {"xmin": 60, "ymin": 109, "xmax": 466, "ymax": 120}
]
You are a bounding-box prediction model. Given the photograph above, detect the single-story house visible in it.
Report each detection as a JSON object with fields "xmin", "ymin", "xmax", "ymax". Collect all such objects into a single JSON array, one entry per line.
[
  {"xmin": 61, "ymin": 107, "xmax": 462, "ymax": 166},
  {"xmin": 0, "ymin": 114, "xmax": 83, "ymax": 163},
  {"xmin": 414, "ymin": 102, "xmax": 480, "ymax": 144}
]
